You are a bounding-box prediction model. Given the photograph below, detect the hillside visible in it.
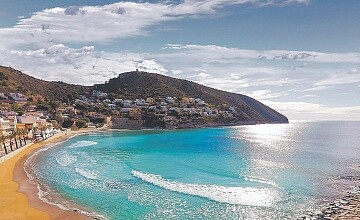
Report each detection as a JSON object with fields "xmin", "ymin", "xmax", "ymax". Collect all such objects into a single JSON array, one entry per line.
[
  {"xmin": 0, "ymin": 66, "xmax": 90, "ymax": 100},
  {"xmin": 94, "ymin": 71, "xmax": 288, "ymax": 123},
  {"xmin": 0, "ymin": 66, "xmax": 288, "ymax": 124}
]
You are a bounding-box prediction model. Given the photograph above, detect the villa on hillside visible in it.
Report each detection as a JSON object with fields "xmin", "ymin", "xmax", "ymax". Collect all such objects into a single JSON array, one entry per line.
[{"xmin": 9, "ymin": 93, "xmax": 27, "ymax": 102}]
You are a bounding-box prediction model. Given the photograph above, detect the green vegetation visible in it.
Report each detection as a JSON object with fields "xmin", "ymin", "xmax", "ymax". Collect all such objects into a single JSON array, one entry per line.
[{"xmin": 75, "ymin": 119, "xmax": 87, "ymax": 128}]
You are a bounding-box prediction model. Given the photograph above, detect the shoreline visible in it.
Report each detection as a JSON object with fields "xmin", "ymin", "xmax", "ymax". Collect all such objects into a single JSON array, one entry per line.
[
  {"xmin": 0, "ymin": 129, "xmax": 97, "ymax": 220},
  {"xmin": 300, "ymin": 167, "xmax": 360, "ymax": 220},
  {"xmin": 1, "ymin": 125, "xmax": 359, "ymax": 219},
  {"xmin": 299, "ymin": 185, "xmax": 360, "ymax": 220}
]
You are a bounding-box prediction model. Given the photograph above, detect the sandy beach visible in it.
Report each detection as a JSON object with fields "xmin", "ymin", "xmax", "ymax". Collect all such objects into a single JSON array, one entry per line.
[{"xmin": 0, "ymin": 129, "xmax": 96, "ymax": 220}]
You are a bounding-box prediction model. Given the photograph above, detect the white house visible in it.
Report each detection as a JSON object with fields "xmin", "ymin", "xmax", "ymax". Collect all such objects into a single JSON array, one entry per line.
[
  {"xmin": 9, "ymin": 93, "xmax": 27, "ymax": 102},
  {"xmin": 123, "ymin": 100, "xmax": 133, "ymax": 107},
  {"xmin": 148, "ymin": 106, "xmax": 157, "ymax": 112},
  {"xmin": 107, "ymin": 103, "xmax": 117, "ymax": 110},
  {"xmin": 229, "ymin": 106, "xmax": 237, "ymax": 113},
  {"xmin": 135, "ymin": 99, "xmax": 146, "ymax": 106},
  {"xmin": 166, "ymin": 97, "xmax": 176, "ymax": 104},
  {"xmin": 0, "ymin": 118, "xmax": 12, "ymax": 136},
  {"xmin": 0, "ymin": 93, "xmax": 8, "ymax": 99},
  {"xmin": 120, "ymin": 108, "xmax": 131, "ymax": 113},
  {"xmin": 114, "ymin": 99, "xmax": 123, "ymax": 103},
  {"xmin": 92, "ymin": 90, "xmax": 108, "ymax": 98}
]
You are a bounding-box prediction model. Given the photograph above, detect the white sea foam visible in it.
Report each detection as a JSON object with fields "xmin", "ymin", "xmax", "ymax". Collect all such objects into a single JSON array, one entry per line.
[
  {"xmin": 75, "ymin": 167, "xmax": 99, "ymax": 180},
  {"xmin": 55, "ymin": 152, "xmax": 77, "ymax": 166},
  {"xmin": 68, "ymin": 141, "xmax": 98, "ymax": 148},
  {"xmin": 132, "ymin": 171, "xmax": 280, "ymax": 207},
  {"xmin": 24, "ymin": 141, "xmax": 66, "ymax": 181},
  {"xmin": 244, "ymin": 176, "xmax": 279, "ymax": 188},
  {"xmin": 37, "ymin": 184, "xmax": 107, "ymax": 219},
  {"xmin": 24, "ymin": 139, "xmax": 107, "ymax": 220}
]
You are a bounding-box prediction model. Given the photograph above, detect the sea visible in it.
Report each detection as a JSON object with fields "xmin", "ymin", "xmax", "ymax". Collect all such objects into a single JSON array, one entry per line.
[{"xmin": 25, "ymin": 121, "xmax": 360, "ymax": 219}]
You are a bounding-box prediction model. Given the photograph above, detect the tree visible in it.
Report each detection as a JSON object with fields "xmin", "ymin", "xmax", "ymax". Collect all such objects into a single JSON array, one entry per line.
[
  {"xmin": 37, "ymin": 104, "xmax": 50, "ymax": 111},
  {"xmin": 0, "ymin": 134, "xmax": 7, "ymax": 154},
  {"xmin": 75, "ymin": 120, "xmax": 87, "ymax": 128},
  {"xmin": 55, "ymin": 113, "xmax": 64, "ymax": 126},
  {"xmin": 11, "ymin": 103, "xmax": 22, "ymax": 112},
  {"xmin": 6, "ymin": 134, "xmax": 13, "ymax": 151},
  {"xmin": 11, "ymin": 131, "xmax": 19, "ymax": 149},
  {"xmin": 90, "ymin": 117, "xmax": 105, "ymax": 124},
  {"xmin": 143, "ymin": 113, "xmax": 165, "ymax": 128},
  {"xmin": 62, "ymin": 118, "xmax": 74, "ymax": 128},
  {"xmin": 18, "ymin": 129, "xmax": 27, "ymax": 146},
  {"xmin": 38, "ymin": 125, "xmax": 46, "ymax": 140},
  {"xmin": 66, "ymin": 94, "xmax": 74, "ymax": 104},
  {"xmin": 75, "ymin": 103, "xmax": 89, "ymax": 111}
]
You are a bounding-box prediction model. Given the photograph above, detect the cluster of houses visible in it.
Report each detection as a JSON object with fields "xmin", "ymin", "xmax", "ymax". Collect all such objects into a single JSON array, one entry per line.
[
  {"xmin": 77, "ymin": 90, "xmax": 238, "ymax": 129},
  {"xmin": 0, "ymin": 110, "xmax": 57, "ymax": 136},
  {"xmin": 0, "ymin": 109, "xmax": 59, "ymax": 156},
  {"xmin": 0, "ymin": 92, "xmax": 27, "ymax": 103},
  {"xmin": 0, "ymin": 93, "xmax": 60, "ymax": 156},
  {"xmin": 0, "ymin": 90, "xmax": 239, "ymax": 155}
]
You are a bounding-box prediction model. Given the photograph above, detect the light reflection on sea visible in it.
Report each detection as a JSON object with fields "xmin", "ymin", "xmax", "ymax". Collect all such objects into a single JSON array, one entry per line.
[{"xmin": 26, "ymin": 121, "xmax": 360, "ymax": 219}]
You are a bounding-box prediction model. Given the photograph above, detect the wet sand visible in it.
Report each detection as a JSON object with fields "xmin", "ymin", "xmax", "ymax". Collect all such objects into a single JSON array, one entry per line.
[{"xmin": 0, "ymin": 130, "xmax": 96, "ymax": 220}]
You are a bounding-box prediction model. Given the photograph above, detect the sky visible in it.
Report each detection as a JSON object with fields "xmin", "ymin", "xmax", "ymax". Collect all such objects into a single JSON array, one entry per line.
[{"xmin": 0, "ymin": 0, "xmax": 359, "ymax": 120}]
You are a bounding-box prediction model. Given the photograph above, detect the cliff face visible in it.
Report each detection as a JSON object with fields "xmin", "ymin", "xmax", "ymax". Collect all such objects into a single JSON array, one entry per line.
[
  {"xmin": 0, "ymin": 66, "xmax": 90, "ymax": 100},
  {"xmin": 94, "ymin": 71, "xmax": 288, "ymax": 124}
]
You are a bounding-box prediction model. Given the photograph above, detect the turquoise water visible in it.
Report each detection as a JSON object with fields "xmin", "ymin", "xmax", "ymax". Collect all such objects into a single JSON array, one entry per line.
[{"xmin": 26, "ymin": 121, "xmax": 360, "ymax": 219}]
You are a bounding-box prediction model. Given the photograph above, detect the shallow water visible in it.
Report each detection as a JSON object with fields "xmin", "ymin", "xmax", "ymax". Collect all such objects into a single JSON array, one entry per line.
[{"xmin": 27, "ymin": 121, "xmax": 360, "ymax": 219}]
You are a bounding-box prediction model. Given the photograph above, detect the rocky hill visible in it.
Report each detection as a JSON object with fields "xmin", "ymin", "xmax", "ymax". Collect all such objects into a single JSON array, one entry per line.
[
  {"xmin": 94, "ymin": 71, "xmax": 288, "ymax": 123},
  {"xmin": 0, "ymin": 66, "xmax": 89, "ymax": 100},
  {"xmin": 0, "ymin": 66, "xmax": 288, "ymax": 124}
]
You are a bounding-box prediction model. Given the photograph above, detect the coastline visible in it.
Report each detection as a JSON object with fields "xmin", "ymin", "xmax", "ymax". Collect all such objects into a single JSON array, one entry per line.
[
  {"xmin": 1, "ymin": 125, "xmax": 359, "ymax": 220},
  {"xmin": 300, "ymin": 185, "xmax": 360, "ymax": 220},
  {"xmin": 0, "ymin": 129, "xmax": 97, "ymax": 220},
  {"xmin": 300, "ymin": 167, "xmax": 360, "ymax": 220}
]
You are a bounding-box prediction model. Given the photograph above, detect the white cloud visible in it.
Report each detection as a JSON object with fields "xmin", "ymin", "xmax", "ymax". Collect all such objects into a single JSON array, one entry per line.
[
  {"xmin": 171, "ymin": 69, "xmax": 183, "ymax": 75},
  {"xmin": 262, "ymin": 100, "xmax": 360, "ymax": 120},
  {"xmin": 0, "ymin": 44, "xmax": 167, "ymax": 85},
  {"xmin": 1, "ymin": 42, "xmax": 360, "ymax": 120},
  {"xmin": 314, "ymin": 69, "xmax": 360, "ymax": 86},
  {"xmin": 64, "ymin": 6, "xmax": 84, "ymax": 16},
  {"xmin": 2, "ymin": 43, "xmax": 359, "ymax": 94},
  {"xmin": 164, "ymin": 44, "xmax": 360, "ymax": 63},
  {"xmin": 273, "ymin": 52, "xmax": 315, "ymax": 60},
  {"xmin": 244, "ymin": 90, "xmax": 287, "ymax": 100},
  {"xmin": 0, "ymin": 0, "xmax": 310, "ymax": 48}
]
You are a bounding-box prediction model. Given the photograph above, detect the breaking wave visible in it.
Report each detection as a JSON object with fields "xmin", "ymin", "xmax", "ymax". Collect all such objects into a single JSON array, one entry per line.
[
  {"xmin": 132, "ymin": 171, "xmax": 279, "ymax": 207},
  {"xmin": 55, "ymin": 152, "xmax": 77, "ymax": 166},
  {"xmin": 68, "ymin": 141, "xmax": 98, "ymax": 148},
  {"xmin": 75, "ymin": 167, "xmax": 99, "ymax": 180},
  {"xmin": 244, "ymin": 175, "xmax": 279, "ymax": 188}
]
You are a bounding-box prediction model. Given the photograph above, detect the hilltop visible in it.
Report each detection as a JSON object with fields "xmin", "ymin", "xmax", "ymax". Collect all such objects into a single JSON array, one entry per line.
[
  {"xmin": 94, "ymin": 71, "xmax": 288, "ymax": 124},
  {"xmin": 0, "ymin": 66, "xmax": 90, "ymax": 101}
]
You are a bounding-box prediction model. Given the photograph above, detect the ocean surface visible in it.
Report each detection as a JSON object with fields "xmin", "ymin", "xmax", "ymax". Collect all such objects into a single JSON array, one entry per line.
[{"xmin": 25, "ymin": 121, "xmax": 360, "ymax": 219}]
